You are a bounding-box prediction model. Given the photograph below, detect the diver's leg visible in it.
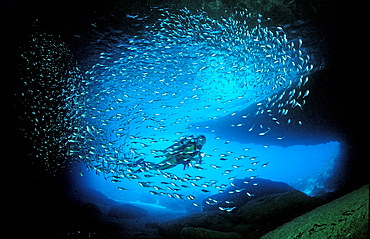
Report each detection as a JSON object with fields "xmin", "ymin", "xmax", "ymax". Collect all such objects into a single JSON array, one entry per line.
[
  {"xmin": 154, "ymin": 164, "xmax": 177, "ymax": 171},
  {"xmin": 134, "ymin": 157, "xmax": 176, "ymax": 172}
]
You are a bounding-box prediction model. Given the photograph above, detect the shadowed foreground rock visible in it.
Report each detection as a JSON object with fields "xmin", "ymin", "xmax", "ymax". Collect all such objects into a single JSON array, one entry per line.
[
  {"xmin": 107, "ymin": 204, "xmax": 149, "ymax": 219},
  {"xmin": 261, "ymin": 184, "xmax": 369, "ymax": 239},
  {"xmin": 158, "ymin": 188, "xmax": 322, "ymax": 238},
  {"xmin": 237, "ymin": 190, "xmax": 321, "ymax": 223},
  {"xmin": 203, "ymin": 178, "xmax": 296, "ymax": 211},
  {"xmin": 181, "ymin": 227, "xmax": 242, "ymax": 238},
  {"xmin": 158, "ymin": 212, "xmax": 236, "ymax": 238}
]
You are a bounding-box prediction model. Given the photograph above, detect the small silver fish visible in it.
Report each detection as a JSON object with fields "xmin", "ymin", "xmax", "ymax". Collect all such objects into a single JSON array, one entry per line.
[{"xmin": 186, "ymin": 195, "xmax": 196, "ymax": 200}]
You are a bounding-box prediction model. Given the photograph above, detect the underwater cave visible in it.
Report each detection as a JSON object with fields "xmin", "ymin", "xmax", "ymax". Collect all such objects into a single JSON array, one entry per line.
[{"xmin": 11, "ymin": 0, "xmax": 367, "ymax": 238}]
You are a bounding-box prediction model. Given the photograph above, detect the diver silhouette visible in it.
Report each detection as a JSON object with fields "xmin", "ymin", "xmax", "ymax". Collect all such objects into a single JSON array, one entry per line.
[{"xmin": 134, "ymin": 135, "xmax": 206, "ymax": 172}]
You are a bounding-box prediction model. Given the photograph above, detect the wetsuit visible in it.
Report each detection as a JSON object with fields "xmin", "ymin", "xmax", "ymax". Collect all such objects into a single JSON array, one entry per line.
[
  {"xmin": 154, "ymin": 142, "xmax": 202, "ymax": 170},
  {"xmin": 133, "ymin": 135, "xmax": 205, "ymax": 172}
]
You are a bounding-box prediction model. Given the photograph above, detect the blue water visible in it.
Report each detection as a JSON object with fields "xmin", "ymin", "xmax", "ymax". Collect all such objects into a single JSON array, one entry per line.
[
  {"xmin": 73, "ymin": 141, "xmax": 340, "ymax": 209},
  {"xmin": 63, "ymin": 8, "xmax": 342, "ymax": 212}
]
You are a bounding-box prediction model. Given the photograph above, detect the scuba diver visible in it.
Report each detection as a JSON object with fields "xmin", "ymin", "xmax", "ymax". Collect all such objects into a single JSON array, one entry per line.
[{"xmin": 134, "ymin": 135, "xmax": 206, "ymax": 172}]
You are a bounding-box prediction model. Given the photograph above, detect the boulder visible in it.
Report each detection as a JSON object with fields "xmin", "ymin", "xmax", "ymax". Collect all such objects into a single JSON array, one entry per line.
[
  {"xmin": 261, "ymin": 184, "xmax": 369, "ymax": 239},
  {"xmin": 107, "ymin": 204, "xmax": 148, "ymax": 219},
  {"xmin": 233, "ymin": 223, "xmax": 265, "ymax": 239},
  {"xmin": 71, "ymin": 187, "xmax": 119, "ymax": 207},
  {"xmin": 158, "ymin": 213, "xmax": 204, "ymax": 238},
  {"xmin": 237, "ymin": 190, "xmax": 321, "ymax": 223},
  {"xmin": 158, "ymin": 188, "xmax": 326, "ymax": 238},
  {"xmin": 192, "ymin": 213, "xmax": 234, "ymax": 232},
  {"xmin": 145, "ymin": 221, "xmax": 159, "ymax": 229},
  {"xmin": 158, "ymin": 212, "xmax": 235, "ymax": 238},
  {"xmin": 181, "ymin": 227, "xmax": 242, "ymax": 238},
  {"xmin": 78, "ymin": 202, "xmax": 103, "ymax": 219},
  {"xmin": 203, "ymin": 178, "xmax": 296, "ymax": 211}
]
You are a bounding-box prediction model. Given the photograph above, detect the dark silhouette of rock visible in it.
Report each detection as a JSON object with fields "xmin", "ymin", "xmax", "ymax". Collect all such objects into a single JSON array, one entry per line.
[
  {"xmin": 237, "ymin": 190, "xmax": 322, "ymax": 223},
  {"xmin": 202, "ymin": 178, "xmax": 296, "ymax": 211},
  {"xmin": 145, "ymin": 221, "xmax": 159, "ymax": 229},
  {"xmin": 232, "ymin": 190, "xmax": 322, "ymax": 238},
  {"xmin": 181, "ymin": 227, "xmax": 242, "ymax": 238},
  {"xmin": 192, "ymin": 213, "xmax": 234, "ymax": 232},
  {"xmin": 233, "ymin": 223, "xmax": 265, "ymax": 239},
  {"xmin": 70, "ymin": 187, "xmax": 119, "ymax": 207},
  {"xmin": 107, "ymin": 204, "xmax": 149, "ymax": 219},
  {"xmin": 158, "ymin": 182, "xmax": 325, "ymax": 238},
  {"xmin": 158, "ymin": 213, "xmax": 204, "ymax": 238},
  {"xmin": 78, "ymin": 202, "xmax": 103, "ymax": 218},
  {"xmin": 158, "ymin": 212, "xmax": 235, "ymax": 238}
]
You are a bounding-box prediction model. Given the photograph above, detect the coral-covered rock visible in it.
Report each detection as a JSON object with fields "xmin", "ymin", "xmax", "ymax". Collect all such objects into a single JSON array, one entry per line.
[{"xmin": 261, "ymin": 185, "xmax": 369, "ymax": 239}]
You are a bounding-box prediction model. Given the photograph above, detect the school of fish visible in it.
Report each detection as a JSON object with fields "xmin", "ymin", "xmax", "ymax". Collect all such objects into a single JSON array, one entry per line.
[{"xmin": 17, "ymin": 8, "xmax": 313, "ymax": 210}]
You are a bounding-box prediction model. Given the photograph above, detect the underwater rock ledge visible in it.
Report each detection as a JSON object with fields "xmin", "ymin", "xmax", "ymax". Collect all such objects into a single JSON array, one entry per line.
[
  {"xmin": 202, "ymin": 178, "xmax": 297, "ymax": 211},
  {"xmin": 158, "ymin": 187, "xmax": 322, "ymax": 238},
  {"xmin": 261, "ymin": 184, "xmax": 369, "ymax": 239},
  {"xmin": 158, "ymin": 184, "xmax": 369, "ymax": 238},
  {"xmin": 181, "ymin": 227, "xmax": 242, "ymax": 238}
]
